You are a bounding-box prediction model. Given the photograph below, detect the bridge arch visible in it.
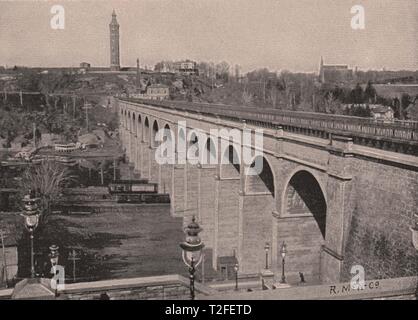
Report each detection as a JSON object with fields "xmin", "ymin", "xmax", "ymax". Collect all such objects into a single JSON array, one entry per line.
[
  {"xmin": 245, "ymin": 155, "xmax": 275, "ymax": 195},
  {"xmin": 282, "ymin": 168, "xmax": 327, "ymax": 238},
  {"xmin": 137, "ymin": 114, "xmax": 142, "ymax": 138},
  {"xmin": 152, "ymin": 120, "xmax": 159, "ymax": 147},
  {"xmin": 220, "ymin": 144, "xmax": 240, "ymax": 178},
  {"xmin": 123, "ymin": 110, "xmax": 127, "ymax": 128},
  {"xmin": 187, "ymin": 129, "xmax": 200, "ymax": 162},
  {"xmin": 127, "ymin": 111, "xmax": 131, "ymax": 131},
  {"xmin": 162, "ymin": 123, "xmax": 175, "ymax": 156},
  {"xmin": 144, "ymin": 116, "xmax": 150, "ymax": 142},
  {"xmin": 201, "ymin": 137, "xmax": 217, "ymax": 165},
  {"xmin": 132, "ymin": 113, "xmax": 136, "ymax": 136}
]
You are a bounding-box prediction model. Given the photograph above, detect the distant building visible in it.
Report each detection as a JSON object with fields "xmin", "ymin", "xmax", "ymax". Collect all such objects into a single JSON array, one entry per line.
[
  {"xmin": 109, "ymin": 10, "xmax": 120, "ymax": 71},
  {"xmin": 146, "ymin": 84, "xmax": 170, "ymax": 100},
  {"xmin": 80, "ymin": 62, "xmax": 91, "ymax": 69},
  {"xmin": 319, "ymin": 57, "xmax": 353, "ymax": 84},
  {"xmin": 343, "ymin": 103, "xmax": 395, "ymax": 121},
  {"xmin": 370, "ymin": 105, "xmax": 394, "ymax": 121},
  {"xmin": 10, "ymin": 135, "xmax": 27, "ymax": 151},
  {"xmin": 174, "ymin": 60, "xmax": 198, "ymax": 75},
  {"xmin": 40, "ymin": 133, "xmax": 61, "ymax": 147}
]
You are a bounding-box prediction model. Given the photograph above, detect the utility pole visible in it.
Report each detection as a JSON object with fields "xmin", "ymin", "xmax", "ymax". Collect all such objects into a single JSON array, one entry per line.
[
  {"xmin": 68, "ymin": 249, "xmax": 80, "ymax": 283},
  {"xmin": 19, "ymin": 90, "xmax": 23, "ymax": 106},
  {"xmin": 136, "ymin": 58, "xmax": 141, "ymax": 92},
  {"xmin": 3, "ymin": 89, "xmax": 7, "ymax": 102},
  {"xmin": 82, "ymin": 99, "xmax": 92, "ymax": 132},
  {"xmin": 113, "ymin": 158, "xmax": 117, "ymax": 181},
  {"xmin": 33, "ymin": 122, "xmax": 36, "ymax": 147},
  {"xmin": 72, "ymin": 95, "xmax": 76, "ymax": 120},
  {"xmin": 100, "ymin": 162, "xmax": 104, "ymax": 185}
]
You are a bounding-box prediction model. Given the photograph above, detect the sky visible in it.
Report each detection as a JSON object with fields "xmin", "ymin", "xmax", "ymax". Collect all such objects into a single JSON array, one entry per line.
[{"xmin": 0, "ymin": 0, "xmax": 417, "ymax": 72}]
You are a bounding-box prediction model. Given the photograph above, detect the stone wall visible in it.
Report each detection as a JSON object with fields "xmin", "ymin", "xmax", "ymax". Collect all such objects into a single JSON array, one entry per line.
[
  {"xmin": 63, "ymin": 275, "xmax": 215, "ymax": 300},
  {"xmin": 276, "ymin": 216, "xmax": 325, "ymax": 281},
  {"xmin": 342, "ymin": 157, "xmax": 418, "ymax": 281},
  {"xmin": 0, "ymin": 275, "xmax": 216, "ymax": 300}
]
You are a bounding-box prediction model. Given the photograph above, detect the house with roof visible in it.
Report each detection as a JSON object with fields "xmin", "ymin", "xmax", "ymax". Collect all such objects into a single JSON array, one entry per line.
[
  {"xmin": 146, "ymin": 84, "xmax": 170, "ymax": 100},
  {"xmin": 370, "ymin": 105, "xmax": 394, "ymax": 121}
]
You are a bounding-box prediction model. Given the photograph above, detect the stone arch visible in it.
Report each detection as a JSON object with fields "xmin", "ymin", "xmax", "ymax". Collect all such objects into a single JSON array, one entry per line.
[
  {"xmin": 245, "ymin": 155, "xmax": 275, "ymax": 195},
  {"xmin": 127, "ymin": 111, "xmax": 131, "ymax": 131},
  {"xmin": 162, "ymin": 123, "xmax": 175, "ymax": 156},
  {"xmin": 201, "ymin": 137, "xmax": 217, "ymax": 165},
  {"xmin": 282, "ymin": 169, "xmax": 327, "ymax": 238},
  {"xmin": 132, "ymin": 113, "xmax": 136, "ymax": 136},
  {"xmin": 163, "ymin": 123, "xmax": 172, "ymax": 138},
  {"xmin": 152, "ymin": 120, "xmax": 159, "ymax": 147},
  {"xmin": 144, "ymin": 116, "xmax": 150, "ymax": 142},
  {"xmin": 178, "ymin": 127, "xmax": 186, "ymax": 145},
  {"xmin": 187, "ymin": 129, "xmax": 200, "ymax": 162},
  {"xmin": 220, "ymin": 144, "xmax": 240, "ymax": 178},
  {"xmin": 137, "ymin": 114, "xmax": 142, "ymax": 138}
]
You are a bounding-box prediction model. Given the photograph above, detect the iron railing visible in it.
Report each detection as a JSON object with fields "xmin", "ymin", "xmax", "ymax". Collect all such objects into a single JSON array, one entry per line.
[{"xmin": 118, "ymin": 98, "xmax": 418, "ymax": 143}]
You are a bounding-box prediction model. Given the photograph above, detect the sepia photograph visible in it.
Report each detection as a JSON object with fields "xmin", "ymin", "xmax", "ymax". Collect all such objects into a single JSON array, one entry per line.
[{"xmin": 0, "ymin": 0, "xmax": 417, "ymax": 307}]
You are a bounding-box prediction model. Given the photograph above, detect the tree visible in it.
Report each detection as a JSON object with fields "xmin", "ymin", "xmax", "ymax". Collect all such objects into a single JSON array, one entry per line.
[
  {"xmin": 350, "ymin": 83, "xmax": 364, "ymax": 104},
  {"xmin": 215, "ymin": 61, "xmax": 230, "ymax": 82},
  {"xmin": 364, "ymin": 81, "xmax": 377, "ymax": 103},
  {"xmin": 406, "ymin": 99, "xmax": 418, "ymax": 121},
  {"xmin": 242, "ymin": 87, "xmax": 253, "ymax": 106},
  {"xmin": 19, "ymin": 161, "xmax": 74, "ymax": 224},
  {"xmin": 324, "ymin": 92, "xmax": 342, "ymax": 114},
  {"xmin": 400, "ymin": 94, "xmax": 412, "ymax": 120},
  {"xmin": 269, "ymin": 87, "xmax": 278, "ymax": 108}
]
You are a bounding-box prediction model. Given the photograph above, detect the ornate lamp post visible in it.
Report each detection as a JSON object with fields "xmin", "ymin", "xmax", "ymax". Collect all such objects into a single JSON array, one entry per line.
[
  {"xmin": 49, "ymin": 245, "xmax": 59, "ymax": 297},
  {"xmin": 21, "ymin": 194, "xmax": 40, "ymax": 278},
  {"xmin": 49, "ymin": 245, "xmax": 59, "ymax": 272},
  {"xmin": 264, "ymin": 242, "xmax": 270, "ymax": 269},
  {"xmin": 179, "ymin": 216, "xmax": 205, "ymax": 300},
  {"xmin": 234, "ymin": 263, "xmax": 239, "ymax": 291},
  {"xmin": 280, "ymin": 242, "xmax": 287, "ymax": 284}
]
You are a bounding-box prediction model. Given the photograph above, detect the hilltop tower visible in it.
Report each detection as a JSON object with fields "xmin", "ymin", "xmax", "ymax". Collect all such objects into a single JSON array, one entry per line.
[{"xmin": 109, "ymin": 10, "xmax": 120, "ymax": 71}]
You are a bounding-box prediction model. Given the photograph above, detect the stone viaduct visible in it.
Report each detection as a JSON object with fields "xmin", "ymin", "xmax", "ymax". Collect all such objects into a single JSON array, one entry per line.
[{"xmin": 116, "ymin": 98, "xmax": 418, "ymax": 284}]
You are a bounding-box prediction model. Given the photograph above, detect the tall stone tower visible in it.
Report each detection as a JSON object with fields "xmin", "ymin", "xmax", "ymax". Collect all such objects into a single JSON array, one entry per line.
[{"xmin": 109, "ymin": 10, "xmax": 120, "ymax": 71}]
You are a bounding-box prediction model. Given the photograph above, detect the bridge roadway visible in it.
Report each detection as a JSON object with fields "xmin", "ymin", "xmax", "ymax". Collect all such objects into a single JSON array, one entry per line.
[{"xmin": 119, "ymin": 97, "xmax": 418, "ymax": 155}]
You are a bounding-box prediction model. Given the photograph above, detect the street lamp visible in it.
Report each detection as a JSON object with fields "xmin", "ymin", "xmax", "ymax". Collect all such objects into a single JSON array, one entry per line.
[
  {"xmin": 264, "ymin": 242, "xmax": 270, "ymax": 269},
  {"xmin": 49, "ymin": 245, "xmax": 59, "ymax": 297},
  {"xmin": 49, "ymin": 245, "xmax": 59, "ymax": 271},
  {"xmin": 234, "ymin": 263, "xmax": 239, "ymax": 291},
  {"xmin": 21, "ymin": 193, "xmax": 40, "ymax": 278},
  {"xmin": 179, "ymin": 216, "xmax": 205, "ymax": 300},
  {"xmin": 280, "ymin": 242, "xmax": 287, "ymax": 284}
]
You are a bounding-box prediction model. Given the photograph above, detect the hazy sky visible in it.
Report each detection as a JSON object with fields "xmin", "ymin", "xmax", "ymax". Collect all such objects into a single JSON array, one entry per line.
[{"xmin": 0, "ymin": 0, "xmax": 417, "ymax": 72}]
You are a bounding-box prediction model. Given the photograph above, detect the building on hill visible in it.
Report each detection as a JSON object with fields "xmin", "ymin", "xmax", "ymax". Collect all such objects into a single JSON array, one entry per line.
[
  {"xmin": 370, "ymin": 105, "xmax": 394, "ymax": 120},
  {"xmin": 80, "ymin": 62, "xmax": 91, "ymax": 69},
  {"xmin": 146, "ymin": 84, "xmax": 170, "ymax": 100},
  {"xmin": 319, "ymin": 57, "xmax": 354, "ymax": 84},
  {"xmin": 174, "ymin": 60, "xmax": 198, "ymax": 75}
]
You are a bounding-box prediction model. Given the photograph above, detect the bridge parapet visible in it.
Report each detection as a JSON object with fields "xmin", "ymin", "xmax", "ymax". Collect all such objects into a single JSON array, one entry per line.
[{"xmin": 118, "ymin": 98, "xmax": 418, "ymax": 156}]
